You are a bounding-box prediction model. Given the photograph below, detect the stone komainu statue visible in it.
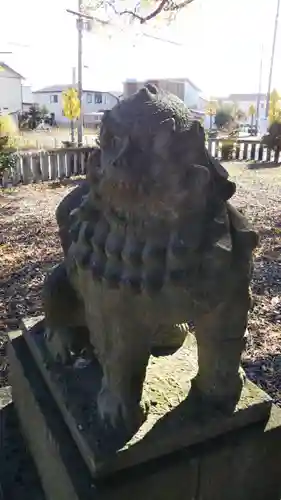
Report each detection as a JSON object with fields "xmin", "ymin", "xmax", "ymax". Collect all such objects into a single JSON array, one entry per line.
[{"xmin": 43, "ymin": 84, "xmax": 258, "ymax": 436}]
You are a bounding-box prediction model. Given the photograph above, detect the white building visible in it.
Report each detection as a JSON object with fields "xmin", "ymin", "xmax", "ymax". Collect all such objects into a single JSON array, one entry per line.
[
  {"xmin": 22, "ymin": 85, "xmax": 34, "ymax": 112},
  {"xmin": 0, "ymin": 62, "xmax": 23, "ymax": 115},
  {"xmin": 33, "ymin": 85, "xmax": 122, "ymax": 125}
]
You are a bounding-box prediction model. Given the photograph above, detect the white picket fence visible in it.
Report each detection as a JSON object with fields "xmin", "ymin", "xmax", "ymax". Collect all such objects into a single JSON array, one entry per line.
[
  {"xmin": 207, "ymin": 139, "xmax": 280, "ymax": 163},
  {"xmin": 1, "ymin": 147, "xmax": 92, "ymax": 186},
  {"xmin": 1, "ymin": 139, "xmax": 280, "ymax": 187}
]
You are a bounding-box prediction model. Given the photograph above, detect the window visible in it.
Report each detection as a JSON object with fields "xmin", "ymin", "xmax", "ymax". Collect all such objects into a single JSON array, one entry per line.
[
  {"xmin": 260, "ymin": 103, "xmax": 264, "ymax": 109},
  {"xmin": 87, "ymin": 93, "xmax": 92, "ymax": 104},
  {"xmin": 50, "ymin": 94, "xmax": 58, "ymax": 103},
  {"xmin": 94, "ymin": 92, "xmax": 102, "ymax": 104}
]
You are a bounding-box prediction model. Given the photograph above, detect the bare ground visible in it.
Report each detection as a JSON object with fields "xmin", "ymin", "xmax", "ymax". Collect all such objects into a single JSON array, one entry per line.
[
  {"xmin": 15, "ymin": 128, "xmax": 97, "ymax": 150},
  {"xmin": 1, "ymin": 163, "xmax": 281, "ymax": 407}
]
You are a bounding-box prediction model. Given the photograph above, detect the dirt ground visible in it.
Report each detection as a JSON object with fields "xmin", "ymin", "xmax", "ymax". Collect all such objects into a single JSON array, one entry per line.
[
  {"xmin": 1, "ymin": 161, "xmax": 281, "ymax": 499},
  {"xmin": 0, "ymin": 162, "xmax": 281, "ymax": 405},
  {"xmin": 15, "ymin": 128, "xmax": 97, "ymax": 150}
]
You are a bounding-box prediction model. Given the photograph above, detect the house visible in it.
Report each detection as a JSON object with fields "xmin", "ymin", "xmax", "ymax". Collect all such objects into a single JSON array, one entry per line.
[
  {"xmin": 22, "ymin": 85, "xmax": 34, "ymax": 112},
  {"xmin": 124, "ymin": 77, "xmax": 207, "ymax": 110},
  {"xmin": 123, "ymin": 77, "xmax": 208, "ymax": 126},
  {"xmin": 32, "ymin": 85, "xmax": 122, "ymax": 126},
  {"xmin": 0, "ymin": 62, "xmax": 24, "ymax": 115}
]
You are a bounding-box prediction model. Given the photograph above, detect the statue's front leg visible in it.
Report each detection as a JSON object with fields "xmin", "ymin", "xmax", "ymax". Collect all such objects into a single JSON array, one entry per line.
[
  {"xmin": 192, "ymin": 279, "xmax": 251, "ymax": 412},
  {"xmin": 43, "ymin": 262, "xmax": 86, "ymax": 363},
  {"xmin": 89, "ymin": 310, "xmax": 151, "ymax": 433}
]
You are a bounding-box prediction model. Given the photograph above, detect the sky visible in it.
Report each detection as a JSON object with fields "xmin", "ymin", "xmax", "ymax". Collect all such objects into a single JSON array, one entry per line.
[{"xmin": 0, "ymin": 0, "xmax": 280, "ymax": 98}]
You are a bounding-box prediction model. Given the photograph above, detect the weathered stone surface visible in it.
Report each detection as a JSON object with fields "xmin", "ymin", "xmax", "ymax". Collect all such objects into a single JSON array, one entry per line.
[
  {"xmin": 0, "ymin": 386, "xmax": 12, "ymax": 410},
  {"xmin": 19, "ymin": 318, "xmax": 271, "ymax": 478},
  {"xmin": 198, "ymin": 405, "xmax": 281, "ymax": 499},
  {"xmin": 8, "ymin": 329, "xmax": 199, "ymax": 500},
  {"xmin": 42, "ymin": 85, "xmax": 259, "ymax": 439},
  {"xmin": 0, "ymin": 385, "xmax": 12, "ymax": 500},
  {"xmin": 8, "ymin": 327, "xmax": 281, "ymax": 500}
]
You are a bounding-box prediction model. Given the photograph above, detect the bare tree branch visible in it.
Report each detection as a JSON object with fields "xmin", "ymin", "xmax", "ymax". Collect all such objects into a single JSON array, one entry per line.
[
  {"xmin": 94, "ymin": 0, "xmax": 195, "ymax": 24},
  {"xmin": 165, "ymin": 0, "xmax": 195, "ymax": 12}
]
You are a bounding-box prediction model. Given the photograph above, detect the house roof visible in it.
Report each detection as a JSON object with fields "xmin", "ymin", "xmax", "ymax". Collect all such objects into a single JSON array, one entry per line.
[
  {"xmin": 33, "ymin": 84, "xmax": 119, "ymax": 94},
  {"xmin": 0, "ymin": 62, "xmax": 24, "ymax": 79},
  {"xmin": 33, "ymin": 84, "xmax": 76, "ymax": 93},
  {"xmin": 227, "ymin": 93, "xmax": 267, "ymax": 101},
  {"xmin": 124, "ymin": 77, "xmax": 201, "ymax": 93},
  {"xmin": 107, "ymin": 90, "xmax": 123, "ymax": 98},
  {"xmin": 161, "ymin": 77, "xmax": 202, "ymax": 92}
]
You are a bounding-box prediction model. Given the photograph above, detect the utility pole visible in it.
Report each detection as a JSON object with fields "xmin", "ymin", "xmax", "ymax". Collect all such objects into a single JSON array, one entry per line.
[
  {"xmin": 66, "ymin": 6, "xmax": 110, "ymax": 146},
  {"xmin": 71, "ymin": 66, "xmax": 76, "ymax": 144},
  {"xmin": 265, "ymin": 0, "xmax": 280, "ymax": 118},
  {"xmin": 256, "ymin": 44, "xmax": 263, "ymax": 128},
  {"xmin": 66, "ymin": 4, "xmax": 91, "ymax": 147},
  {"xmin": 77, "ymin": 0, "xmax": 83, "ymax": 147}
]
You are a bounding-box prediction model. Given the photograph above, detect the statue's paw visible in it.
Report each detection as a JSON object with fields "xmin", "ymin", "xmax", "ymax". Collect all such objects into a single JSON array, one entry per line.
[
  {"xmin": 97, "ymin": 384, "xmax": 148, "ymax": 433},
  {"xmin": 44, "ymin": 327, "xmax": 71, "ymax": 364},
  {"xmin": 97, "ymin": 386, "xmax": 125, "ymax": 429}
]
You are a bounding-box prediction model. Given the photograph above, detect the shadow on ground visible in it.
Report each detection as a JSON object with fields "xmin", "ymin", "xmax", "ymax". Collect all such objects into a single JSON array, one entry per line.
[
  {"xmin": 247, "ymin": 162, "xmax": 281, "ymax": 170},
  {"xmin": 1, "ymin": 402, "xmax": 45, "ymax": 500},
  {"xmin": 46, "ymin": 176, "xmax": 86, "ymax": 189}
]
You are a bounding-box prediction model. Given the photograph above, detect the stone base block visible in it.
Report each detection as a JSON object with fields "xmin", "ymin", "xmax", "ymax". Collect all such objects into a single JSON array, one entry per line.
[{"xmin": 8, "ymin": 323, "xmax": 281, "ymax": 500}]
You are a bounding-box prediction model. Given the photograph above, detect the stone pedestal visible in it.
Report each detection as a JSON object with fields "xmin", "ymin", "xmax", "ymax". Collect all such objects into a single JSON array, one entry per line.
[{"xmin": 7, "ymin": 318, "xmax": 281, "ymax": 500}]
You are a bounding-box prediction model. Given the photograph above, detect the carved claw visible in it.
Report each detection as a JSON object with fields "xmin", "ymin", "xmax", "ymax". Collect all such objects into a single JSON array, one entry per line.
[
  {"xmin": 97, "ymin": 384, "xmax": 125, "ymax": 429},
  {"xmin": 97, "ymin": 381, "xmax": 148, "ymax": 433},
  {"xmin": 44, "ymin": 327, "xmax": 71, "ymax": 364}
]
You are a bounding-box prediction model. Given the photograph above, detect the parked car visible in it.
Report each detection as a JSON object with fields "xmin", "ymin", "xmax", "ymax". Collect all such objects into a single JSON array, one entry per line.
[{"xmin": 248, "ymin": 125, "xmax": 258, "ymax": 136}]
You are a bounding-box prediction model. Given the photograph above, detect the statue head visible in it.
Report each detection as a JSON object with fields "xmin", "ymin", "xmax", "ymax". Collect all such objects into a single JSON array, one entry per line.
[{"xmin": 98, "ymin": 84, "xmax": 235, "ymax": 221}]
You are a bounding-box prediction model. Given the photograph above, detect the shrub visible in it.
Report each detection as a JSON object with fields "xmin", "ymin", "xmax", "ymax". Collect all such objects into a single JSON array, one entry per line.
[
  {"xmin": 0, "ymin": 116, "xmax": 18, "ymax": 183},
  {"xmin": 215, "ymin": 109, "xmax": 234, "ymax": 129},
  {"xmin": 220, "ymin": 139, "xmax": 235, "ymax": 161},
  {"xmin": 261, "ymin": 121, "xmax": 281, "ymax": 163}
]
